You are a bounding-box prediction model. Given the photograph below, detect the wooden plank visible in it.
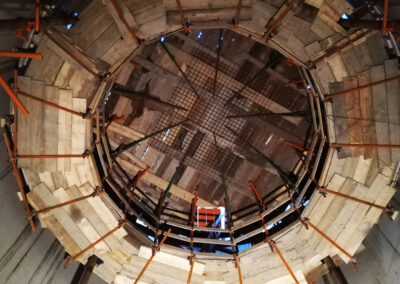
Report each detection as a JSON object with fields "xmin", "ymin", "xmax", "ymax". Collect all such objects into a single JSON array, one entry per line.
[
  {"xmin": 344, "ymin": 184, "xmax": 395, "ymax": 260},
  {"xmin": 326, "ymin": 54, "xmax": 348, "ymax": 82},
  {"xmin": 103, "ymin": 0, "xmax": 141, "ymax": 39},
  {"xmin": 384, "ymin": 59, "xmax": 400, "ymax": 162},
  {"xmin": 57, "ymin": 89, "xmax": 73, "ymax": 172},
  {"xmin": 25, "ymin": 44, "xmax": 64, "ymax": 85},
  {"xmin": 29, "ymin": 183, "xmax": 92, "ymax": 253},
  {"xmin": 307, "ymin": 178, "xmax": 357, "ymax": 251},
  {"xmin": 344, "ymin": 76, "xmax": 363, "ymax": 157},
  {"xmin": 317, "ymin": 182, "xmax": 368, "ymax": 254},
  {"xmin": 52, "ymin": 187, "xmax": 110, "ymax": 255},
  {"xmin": 52, "ymin": 171, "xmax": 69, "ymax": 189},
  {"xmin": 315, "ymin": 61, "xmax": 336, "ymax": 94},
  {"xmin": 116, "ymin": 157, "xmax": 214, "ymax": 207},
  {"xmin": 30, "ymin": 80, "xmax": 45, "ymax": 172},
  {"xmin": 17, "ymin": 76, "xmax": 31, "ymax": 168},
  {"xmin": 78, "ymin": 182, "xmax": 127, "ymax": 239},
  {"xmin": 330, "ymin": 82, "xmax": 351, "ymax": 158},
  {"xmin": 43, "ymin": 86, "xmax": 59, "ymax": 172},
  {"xmin": 353, "ymin": 39, "xmax": 374, "ymax": 71},
  {"xmin": 358, "ymin": 71, "xmax": 376, "ymax": 159},
  {"xmin": 339, "ymin": 46, "xmax": 362, "ymax": 76},
  {"xmin": 65, "ymin": 185, "xmax": 121, "ymax": 250},
  {"xmin": 299, "ymin": 173, "xmax": 346, "ymax": 240},
  {"xmin": 371, "ymin": 65, "xmax": 391, "ymax": 170},
  {"xmin": 334, "ymin": 173, "xmax": 390, "ymax": 261},
  {"xmin": 71, "ymin": 98, "xmax": 87, "ymax": 166},
  {"xmin": 28, "ymin": 189, "xmax": 81, "ymax": 255},
  {"xmin": 122, "ymin": 255, "xmax": 204, "ymax": 284},
  {"xmin": 38, "ymin": 172, "xmax": 56, "ymax": 191},
  {"xmin": 138, "ymin": 246, "xmax": 205, "ymax": 275}
]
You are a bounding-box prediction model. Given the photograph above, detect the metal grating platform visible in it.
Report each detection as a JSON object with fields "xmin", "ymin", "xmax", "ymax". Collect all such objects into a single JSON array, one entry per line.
[{"xmin": 148, "ymin": 29, "xmax": 280, "ymax": 180}]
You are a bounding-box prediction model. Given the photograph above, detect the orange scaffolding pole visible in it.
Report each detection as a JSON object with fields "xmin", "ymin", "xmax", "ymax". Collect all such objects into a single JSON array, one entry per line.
[
  {"xmin": 175, "ymin": 0, "xmax": 190, "ymax": 32},
  {"xmin": 35, "ymin": 0, "xmax": 40, "ymax": 32},
  {"xmin": 382, "ymin": 0, "xmax": 389, "ymax": 36},
  {"xmin": 187, "ymin": 191, "xmax": 198, "ymax": 284},
  {"xmin": 248, "ymin": 182, "xmax": 299, "ymax": 284},
  {"xmin": 32, "ymin": 189, "xmax": 103, "ymax": 215},
  {"xmin": 285, "ymin": 79, "xmax": 302, "ymax": 87},
  {"xmin": 110, "ymin": 0, "xmax": 141, "ymax": 45},
  {"xmin": 233, "ymin": 0, "xmax": 243, "ymax": 30},
  {"xmin": 134, "ymin": 228, "xmax": 172, "ymax": 284},
  {"xmin": 285, "ymin": 140, "xmax": 315, "ymax": 156},
  {"xmin": 317, "ymin": 187, "xmax": 393, "ymax": 217},
  {"xmin": 272, "ymin": 242, "xmax": 299, "ymax": 284},
  {"xmin": 310, "ymin": 31, "xmax": 368, "ymax": 68},
  {"xmin": 72, "ymin": 219, "xmax": 127, "ymax": 261},
  {"xmin": 3, "ymin": 132, "xmax": 36, "ymax": 231},
  {"xmin": 18, "ymin": 91, "xmax": 87, "ymax": 118},
  {"xmin": 304, "ymin": 218, "xmax": 357, "ymax": 266},
  {"xmin": 13, "ymin": 70, "xmax": 18, "ymax": 156},
  {"xmin": 325, "ymin": 74, "xmax": 400, "ymax": 100},
  {"xmin": 264, "ymin": 0, "xmax": 296, "ymax": 38},
  {"xmin": 0, "ymin": 76, "xmax": 29, "ymax": 116},
  {"xmin": 332, "ymin": 143, "xmax": 400, "ymax": 149},
  {"xmin": 248, "ymin": 181, "xmax": 267, "ymax": 210},
  {"xmin": 0, "ymin": 51, "xmax": 43, "ymax": 59}
]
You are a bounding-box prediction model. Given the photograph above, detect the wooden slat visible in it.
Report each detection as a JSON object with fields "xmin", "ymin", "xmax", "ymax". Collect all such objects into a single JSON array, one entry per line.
[
  {"xmin": 29, "ymin": 183, "xmax": 92, "ymax": 253},
  {"xmin": 344, "ymin": 76, "xmax": 363, "ymax": 157},
  {"xmin": 384, "ymin": 59, "xmax": 400, "ymax": 162},
  {"xmin": 52, "ymin": 187, "xmax": 110, "ymax": 255},
  {"xmin": 57, "ymin": 89, "xmax": 73, "ymax": 172},
  {"xmin": 358, "ymin": 71, "xmax": 376, "ymax": 159},
  {"xmin": 330, "ymin": 82, "xmax": 351, "ymax": 158},
  {"xmin": 78, "ymin": 182, "xmax": 127, "ymax": 239},
  {"xmin": 371, "ymin": 65, "xmax": 391, "ymax": 169},
  {"xmin": 65, "ymin": 185, "xmax": 122, "ymax": 252},
  {"xmin": 17, "ymin": 76, "xmax": 31, "ymax": 168},
  {"xmin": 43, "ymin": 86, "xmax": 59, "ymax": 172},
  {"xmin": 30, "ymin": 80, "xmax": 45, "ymax": 172}
]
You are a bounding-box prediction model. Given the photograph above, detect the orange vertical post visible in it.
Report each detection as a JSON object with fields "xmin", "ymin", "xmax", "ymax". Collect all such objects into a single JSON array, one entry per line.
[
  {"xmin": 3, "ymin": 132, "xmax": 35, "ymax": 231},
  {"xmin": 134, "ymin": 228, "xmax": 171, "ymax": 284},
  {"xmin": 0, "ymin": 76, "xmax": 29, "ymax": 116},
  {"xmin": 247, "ymin": 181, "xmax": 299, "ymax": 284},
  {"xmin": 13, "ymin": 70, "xmax": 18, "ymax": 156},
  {"xmin": 234, "ymin": 0, "xmax": 243, "ymax": 30},
  {"xmin": 382, "ymin": 0, "xmax": 389, "ymax": 36},
  {"xmin": 35, "ymin": 0, "xmax": 40, "ymax": 32}
]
